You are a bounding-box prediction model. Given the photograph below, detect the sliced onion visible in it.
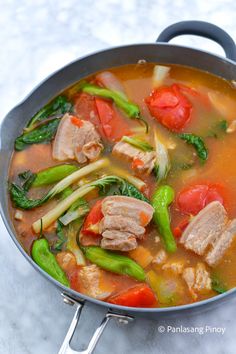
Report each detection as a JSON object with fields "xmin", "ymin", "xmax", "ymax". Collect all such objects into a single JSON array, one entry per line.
[{"xmin": 96, "ymin": 71, "xmax": 127, "ymax": 99}]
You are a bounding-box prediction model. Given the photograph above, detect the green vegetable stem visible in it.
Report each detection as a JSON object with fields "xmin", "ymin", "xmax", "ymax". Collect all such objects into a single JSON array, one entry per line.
[
  {"xmin": 121, "ymin": 136, "xmax": 153, "ymax": 152},
  {"xmin": 32, "ymin": 238, "xmax": 69, "ymax": 286},
  {"xmin": 80, "ymin": 246, "xmax": 146, "ymax": 281},
  {"xmin": 33, "ymin": 164, "xmax": 78, "ymax": 187},
  {"xmin": 152, "ymin": 185, "xmax": 177, "ymax": 253},
  {"xmin": 82, "ymin": 83, "xmax": 149, "ymax": 131}
]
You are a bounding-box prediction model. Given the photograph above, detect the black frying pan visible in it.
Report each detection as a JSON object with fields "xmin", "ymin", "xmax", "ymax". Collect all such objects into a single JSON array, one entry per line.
[{"xmin": 1, "ymin": 21, "xmax": 236, "ymax": 354}]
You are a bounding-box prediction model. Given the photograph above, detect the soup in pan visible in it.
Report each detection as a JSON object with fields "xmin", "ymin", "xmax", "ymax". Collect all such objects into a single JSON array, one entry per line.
[{"xmin": 9, "ymin": 63, "xmax": 236, "ymax": 308}]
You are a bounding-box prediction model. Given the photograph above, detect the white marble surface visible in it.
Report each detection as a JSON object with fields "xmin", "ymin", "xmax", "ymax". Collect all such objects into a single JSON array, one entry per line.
[{"xmin": 1, "ymin": 0, "xmax": 236, "ymax": 353}]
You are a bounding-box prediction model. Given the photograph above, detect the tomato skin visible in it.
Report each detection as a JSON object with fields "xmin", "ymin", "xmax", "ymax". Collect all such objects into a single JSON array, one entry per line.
[
  {"xmin": 108, "ymin": 284, "xmax": 156, "ymax": 307},
  {"xmin": 95, "ymin": 98, "xmax": 131, "ymax": 142},
  {"xmin": 82, "ymin": 199, "xmax": 104, "ymax": 236},
  {"xmin": 177, "ymin": 183, "xmax": 225, "ymax": 215},
  {"xmin": 145, "ymin": 84, "xmax": 192, "ymax": 132},
  {"xmin": 173, "ymin": 218, "xmax": 190, "ymax": 238}
]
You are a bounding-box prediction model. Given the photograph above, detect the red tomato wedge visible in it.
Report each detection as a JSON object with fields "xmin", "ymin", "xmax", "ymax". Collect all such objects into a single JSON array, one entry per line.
[
  {"xmin": 177, "ymin": 183, "xmax": 225, "ymax": 216},
  {"xmin": 145, "ymin": 84, "xmax": 192, "ymax": 132},
  {"xmin": 82, "ymin": 199, "xmax": 104, "ymax": 236},
  {"xmin": 74, "ymin": 93, "xmax": 98, "ymax": 122},
  {"xmin": 173, "ymin": 218, "xmax": 190, "ymax": 238},
  {"xmin": 95, "ymin": 98, "xmax": 131, "ymax": 142},
  {"xmin": 74, "ymin": 93, "xmax": 104, "ymax": 136},
  {"xmin": 108, "ymin": 284, "xmax": 156, "ymax": 307}
]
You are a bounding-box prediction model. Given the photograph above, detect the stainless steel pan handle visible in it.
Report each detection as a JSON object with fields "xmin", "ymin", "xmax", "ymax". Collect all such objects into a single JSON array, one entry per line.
[
  {"xmin": 59, "ymin": 293, "xmax": 134, "ymax": 354},
  {"xmin": 157, "ymin": 21, "xmax": 236, "ymax": 61}
]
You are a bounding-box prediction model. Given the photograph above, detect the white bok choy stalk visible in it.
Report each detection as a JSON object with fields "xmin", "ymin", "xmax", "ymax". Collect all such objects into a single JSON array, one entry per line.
[
  {"xmin": 33, "ymin": 184, "xmax": 95, "ymax": 233},
  {"xmin": 66, "ymin": 221, "xmax": 86, "ymax": 266},
  {"xmin": 48, "ymin": 158, "xmax": 109, "ymax": 199},
  {"xmin": 107, "ymin": 165, "xmax": 146, "ymax": 191},
  {"xmin": 153, "ymin": 129, "xmax": 170, "ymax": 182}
]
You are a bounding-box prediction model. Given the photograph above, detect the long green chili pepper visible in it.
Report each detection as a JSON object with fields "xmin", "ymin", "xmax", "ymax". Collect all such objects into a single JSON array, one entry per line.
[
  {"xmin": 33, "ymin": 164, "xmax": 78, "ymax": 187},
  {"xmin": 15, "ymin": 118, "xmax": 60, "ymax": 151},
  {"xmin": 32, "ymin": 238, "xmax": 69, "ymax": 286},
  {"xmin": 80, "ymin": 246, "xmax": 146, "ymax": 281},
  {"xmin": 178, "ymin": 133, "xmax": 208, "ymax": 162},
  {"xmin": 26, "ymin": 95, "xmax": 72, "ymax": 130},
  {"xmin": 82, "ymin": 83, "xmax": 149, "ymax": 132},
  {"xmin": 152, "ymin": 185, "xmax": 177, "ymax": 253}
]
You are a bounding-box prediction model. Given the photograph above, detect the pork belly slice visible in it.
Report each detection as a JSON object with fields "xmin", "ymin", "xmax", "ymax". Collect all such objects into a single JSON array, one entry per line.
[
  {"xmin": 101, "ymin": 235, "xmax": 137, "ymax": 251},
  {"xmin": 206, "ymin": 219, "xmax": 236, "ymax": 266},
  {"xmin": 101, "ymin": 229, "xmax": 138, "ymax": 252},
  {"xmin": 99, "ymin": 215, "xmax": 145, "ymax": 236},
  {"xmin": 53, "ymin": 113, "xmax": 103, "ymax": 163},
  {"xmin": 74, "ymin": 122, "xmax": 103, "ymax": 163},
  {"xmin": 53, "ymin": 113, "xmax": 77, "ymax": 160},
  {"xmin": 98, "ymin": 196, "xmax": 154, "ymax": 252},
  {"xmin": 180, "ymin": 201, "xmax": 227, "ymax": 256},
  {"xmin": 182, "ymin": 263, "xmax": 211, "ymax": 300},
  {"xmin": 101, "ymin": 196, "xmax": 154, "ymax": 226},
  {"xmin": 112, "ymin": 141, "xmax": 156, "ymax": 174},
  {"xmin": 79, "ymin": 264, "xmax": 111, "ymax": 300}
]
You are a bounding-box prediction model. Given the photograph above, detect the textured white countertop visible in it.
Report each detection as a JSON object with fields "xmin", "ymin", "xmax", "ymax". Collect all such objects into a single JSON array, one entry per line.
[{"xmin": 1, "ymin": 1, "xmax": 236, "ymax": 353}]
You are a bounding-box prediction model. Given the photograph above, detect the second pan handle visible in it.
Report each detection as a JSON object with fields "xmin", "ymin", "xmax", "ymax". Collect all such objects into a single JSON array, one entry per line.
[{"xmin": 156, "ymin": 21, "xmax": 236, "ymax": 61}]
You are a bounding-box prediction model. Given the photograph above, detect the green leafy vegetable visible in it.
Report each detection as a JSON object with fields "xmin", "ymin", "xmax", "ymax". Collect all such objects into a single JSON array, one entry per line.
[
  {"xmin": 10, "ymin": 183, "xmax": 51, "ymax": 210},
  {"xmin": 15, "ymin": 118, "xmax": 60, "ymax": 151},
  {"xmin": 53, "ymin": 220, "xmax": 67, "ymax": 252},
  {"xmin": 178, "ymin": 133, "xmax": 208, "ymax": 162},
  {"xmin": 18, "ymin": 170, "xmax": 36, "ymax": 191},
  {"xmin": 26, "ymin": 96, "xmax": 72, "ymax": 130},
  {"xmin": 33, "ymin": 164, "xmax": 78, "ymax": 187},
  {"xmin": 121, "ymin": 136, "xmax": 153, "ymax": 152},
  {"xmin": 92, "ymin": 175, "xmax": 149, "ymax": 203},
  {"xmin": 211, "ymin": 273, "xmax": 227, "ymax": 294},
  {"xmin": 82, "ymin": 83, "xmax": 149, "ymax": 132}
]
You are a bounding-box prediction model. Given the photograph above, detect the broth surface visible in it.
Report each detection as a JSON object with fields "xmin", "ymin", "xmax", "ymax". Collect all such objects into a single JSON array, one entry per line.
[{"xmin": 9, "ymin": 63, "xmax": 236, "ymax": 307}]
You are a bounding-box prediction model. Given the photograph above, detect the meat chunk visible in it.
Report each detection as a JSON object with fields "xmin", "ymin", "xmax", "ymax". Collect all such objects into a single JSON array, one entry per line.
[
  {"xmin": 99, "ymin": 215, "xmax": 145, "ymax": 236},
  {"xmin": 99, "ymin": 196, "xmax": 154, "ymax": 252},
  {"xmin": 112, "ymin": 141, "xmax": 156, "ymax": 174},
  {"xmin": 180, "ymin": 201, "xmax": 227, "ymax": 256},
  {"xmin": 101, "ymin": 236, "xmax": 137, "ymax": 251},
  {"xmin": 206, "ymin": 219, "xmax": 236, "ymax": 266},
  {"xmin": 101, "ymin": 196, "xmax": 154, "ymax": 227},
  {"xmin": 53, "ymin": 113, "xmax": 103, "ymax": 163},
  {"xmin": 53, "ymin": 113, "xmax": 77, "ymax": 160},
  {"xmin": 162, "ymin": 260, "xmax": 185, "ymax": 275},
  {"xmin": 152, "ymin": 249, "xmax": 168, "ymax": 265},
  {"xmin": 180, "ymin": 201, "xmax": 236, "ymax": 266},
  {"xmin": 79, "ymin": 265, "xmax": 111, "ymax": 300},
  {"xmin": 182, "ymin": 263, "xmax": 211, "ymax": 300}
]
